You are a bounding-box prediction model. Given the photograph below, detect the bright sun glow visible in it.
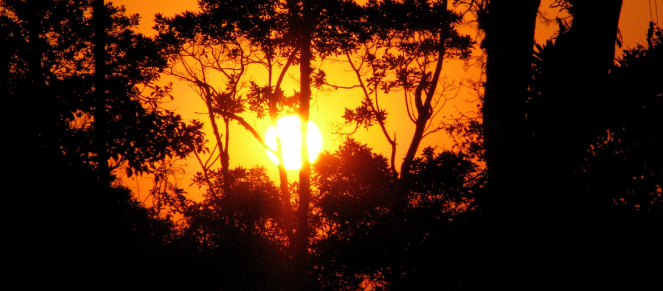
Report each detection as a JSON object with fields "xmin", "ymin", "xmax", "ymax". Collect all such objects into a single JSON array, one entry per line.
[{"xmin": 265, "ymin": 116, "xmax": 323, "ymax": 170}]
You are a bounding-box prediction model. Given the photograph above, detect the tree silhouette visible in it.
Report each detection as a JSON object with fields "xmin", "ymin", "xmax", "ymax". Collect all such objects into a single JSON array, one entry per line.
[
  {"xmin": 2, "ymin": 1, "xmax": 205, "ymax": 289},
  {"xmin": 2, "ymin": 0, "xmax": 204, "ymax": 181},
  {"xmin": 312, "ymin": 136, "xmax": 485, "ymax": 290},
  {"xmin": 155, "ymin": 1, "xmax": 483, "ymax": 289},
  {"xmin": 576, "ymin": 26, "xmax": 663, "ymax": 289},
  {"xmin": 477, "ymin": 0, "xmax": 661, "ymax": 289},
  {"xmin": 156, "ymin": 1, "xmax": 367, "ymax": 288},
  {"xmin": 594, "ymin": 27, "xmax": 663, "ymax": 219},
  {"xmin": 180, "ymin": 166, "xmax": 290, "ymax": 290},
  {"xmin": 93, "ymin": 0, "xmax": 111, "ymax": 185},
  {"xmin": 155, "ymin": 0, "xmax": 300, "ymax": 227},
  {"xmin": 472, "ymin": 0, "xmax": 542, "ymax": 288},
  {"xmin": 340, "ymin": 0, "xmax": 473, "ymax": 177},
  {"xmin": 4, "ymin": 0, "xmax": 660, "ymax": 289}
]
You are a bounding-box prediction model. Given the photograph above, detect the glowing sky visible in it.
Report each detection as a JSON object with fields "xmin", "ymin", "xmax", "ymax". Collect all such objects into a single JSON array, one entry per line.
[{"xmin": 111, "ymin": 0, "xmax": 662, "ymax": 202}]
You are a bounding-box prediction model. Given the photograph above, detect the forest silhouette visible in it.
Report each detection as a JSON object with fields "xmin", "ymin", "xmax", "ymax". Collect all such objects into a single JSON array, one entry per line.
[{"xmin": 2, "ymin": 0, "xmax": 661, "ymax": 290}]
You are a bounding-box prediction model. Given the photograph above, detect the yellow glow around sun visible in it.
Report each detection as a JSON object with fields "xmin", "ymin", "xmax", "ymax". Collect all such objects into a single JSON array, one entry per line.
[{"xmin": 265, "ymin": 116, "xmax": 323, "ymax": 170}]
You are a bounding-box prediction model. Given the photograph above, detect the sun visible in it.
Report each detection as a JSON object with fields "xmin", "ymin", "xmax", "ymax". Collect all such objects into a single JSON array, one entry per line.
[{"xmin": 265, "ymin": 116, "xmax": 323, "ymax": 170}]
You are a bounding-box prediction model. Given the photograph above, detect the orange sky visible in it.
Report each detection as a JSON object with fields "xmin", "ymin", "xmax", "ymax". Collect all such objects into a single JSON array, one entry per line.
[{"xmin": 110, "ymin": 0, "xmax": 662, "ymax": 203}]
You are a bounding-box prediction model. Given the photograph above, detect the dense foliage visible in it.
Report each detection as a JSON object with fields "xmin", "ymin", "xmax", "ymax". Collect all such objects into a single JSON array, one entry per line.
[{"xmin": 3, "ymin": 0, "xmax": 661, "ymax": 290}]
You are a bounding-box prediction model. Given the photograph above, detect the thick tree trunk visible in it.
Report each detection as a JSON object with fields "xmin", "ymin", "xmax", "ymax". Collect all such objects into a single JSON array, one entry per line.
[
  {"xmin": 480, "ymin": 0, "xmax": 623, "ymax": 288},
  {"xmin": 535, "ymin": 0, "xmax": 623, "ymax": 169},
  {"xmin": 481, "ymin": 0, "xmax": 540, "ymax": 218},
  {"xmin": 480, "ymin": 0, "xmax": 540, "ymax": 288},
  {"xmin": 539, "ymin": 0, "xmax": 623, "ymax": 162},
  {"xmin": 531, "ymin": 1, "xmax": 623, "ymax": 288}
]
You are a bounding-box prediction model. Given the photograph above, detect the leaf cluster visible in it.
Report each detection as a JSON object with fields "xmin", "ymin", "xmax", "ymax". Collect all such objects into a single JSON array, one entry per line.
[
  {"xmin": 188, "ymin": 166, "xmax": 284, "ymax": 243},
  {"xmin": 342, "ymin": 99, "xmax": 387, "ymax": 132},
  {"xmin": 312, "ymin": 138, "xmax": 484, "ymax": 290},
  {"xmin": 342, "ymin": 0, "xmax": 474, "ymax": 135},
  {"xmin": 1, "ymin": 0, "xmax": 205, "ymax": 177},
  {"xmin": 246, "ymin": 82, "xmax": 300, "ymax": 119},
  {"xmin": 364, "ymin": 0, "xmax": 473, "ymax": 59},
  {"xmin": 582, "ymin": 27, "xmax": 663, "ymax": 221}
]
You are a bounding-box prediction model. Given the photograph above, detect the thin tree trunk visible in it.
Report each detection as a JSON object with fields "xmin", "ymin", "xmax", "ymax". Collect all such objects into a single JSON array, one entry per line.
[
  {"xmin": 345, "ymin": 52, "xmax": 398, "ymax": 174},
  {"xmin": 26, "ymin": 1, "xmax": 48, "ymax": 144},
  {"xmin": 295, "ymin": 0, "xmax": 313, "ymax": 288},
  {"xmin": 272, "ymin": 49, "xmax": 298, "ymax": 220},
  {"xmin": 401, "ymin": 28, "xmax": 447, "ymax": 177},
  {"xmin": 204, "ymin": 89, "xmax": 230, "ymax": 194},
  {"xmin": 93, "ymin": 0, "xmax": 110, "ymax": 186}
]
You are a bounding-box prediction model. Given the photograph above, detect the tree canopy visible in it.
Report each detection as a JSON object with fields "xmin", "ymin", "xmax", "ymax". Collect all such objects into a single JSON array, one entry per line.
[{"xmin": 2, "ymin": 0, "xmax": 661, "ymax": 290}]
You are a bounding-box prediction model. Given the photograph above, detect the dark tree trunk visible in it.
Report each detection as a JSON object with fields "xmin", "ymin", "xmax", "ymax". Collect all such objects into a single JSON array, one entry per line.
[
  {"xmin": 481, "ymin": 0, "xmax": 540, "ymax": 212},
  {"xmin": 25, "ymin": 1, "xmax": 48, "ymax": 144},
  {"xmin": 534, "ymin": 0, "xmax": 623, "ymax": 174},
  {"xmin": 401, "ymin": 28, "xmax": 447, "ymax": 178},
  {"xmin": 295, "ymin": 0, "xmax": 313, "ymax": 289},
  {"xmin": 203, "ymin": 88, "xmax": 230, "ymax": 194},
  {"xmin": 480, "ymin": 0, "xmax": 624, "ymax": 288},
  {"xmin": 531, "ymin": 1, "xmax": 623, "ymax": 288},
  {"xmin": 479, "ymin": 0, "xmax": 540, "ymax": 288},
  {"xmin": 93, "ymin": 0, "xmax": 111, "ymax": 186}
]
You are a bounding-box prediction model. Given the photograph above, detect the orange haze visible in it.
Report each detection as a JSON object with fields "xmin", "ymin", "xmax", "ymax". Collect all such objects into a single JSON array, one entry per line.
[{"xmin": 111, "ymin": 0, "xmax": 661, "ymax": 204}]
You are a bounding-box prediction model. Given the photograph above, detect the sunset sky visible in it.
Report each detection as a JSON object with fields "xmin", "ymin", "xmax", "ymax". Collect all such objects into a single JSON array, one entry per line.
[
  {"xmin": 111, "ymin": 0, "xmax": 662, "ymax": 202},
  {"xmin": 5, "ymin": 1, "xmax": 659, "ymax": 288}
]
